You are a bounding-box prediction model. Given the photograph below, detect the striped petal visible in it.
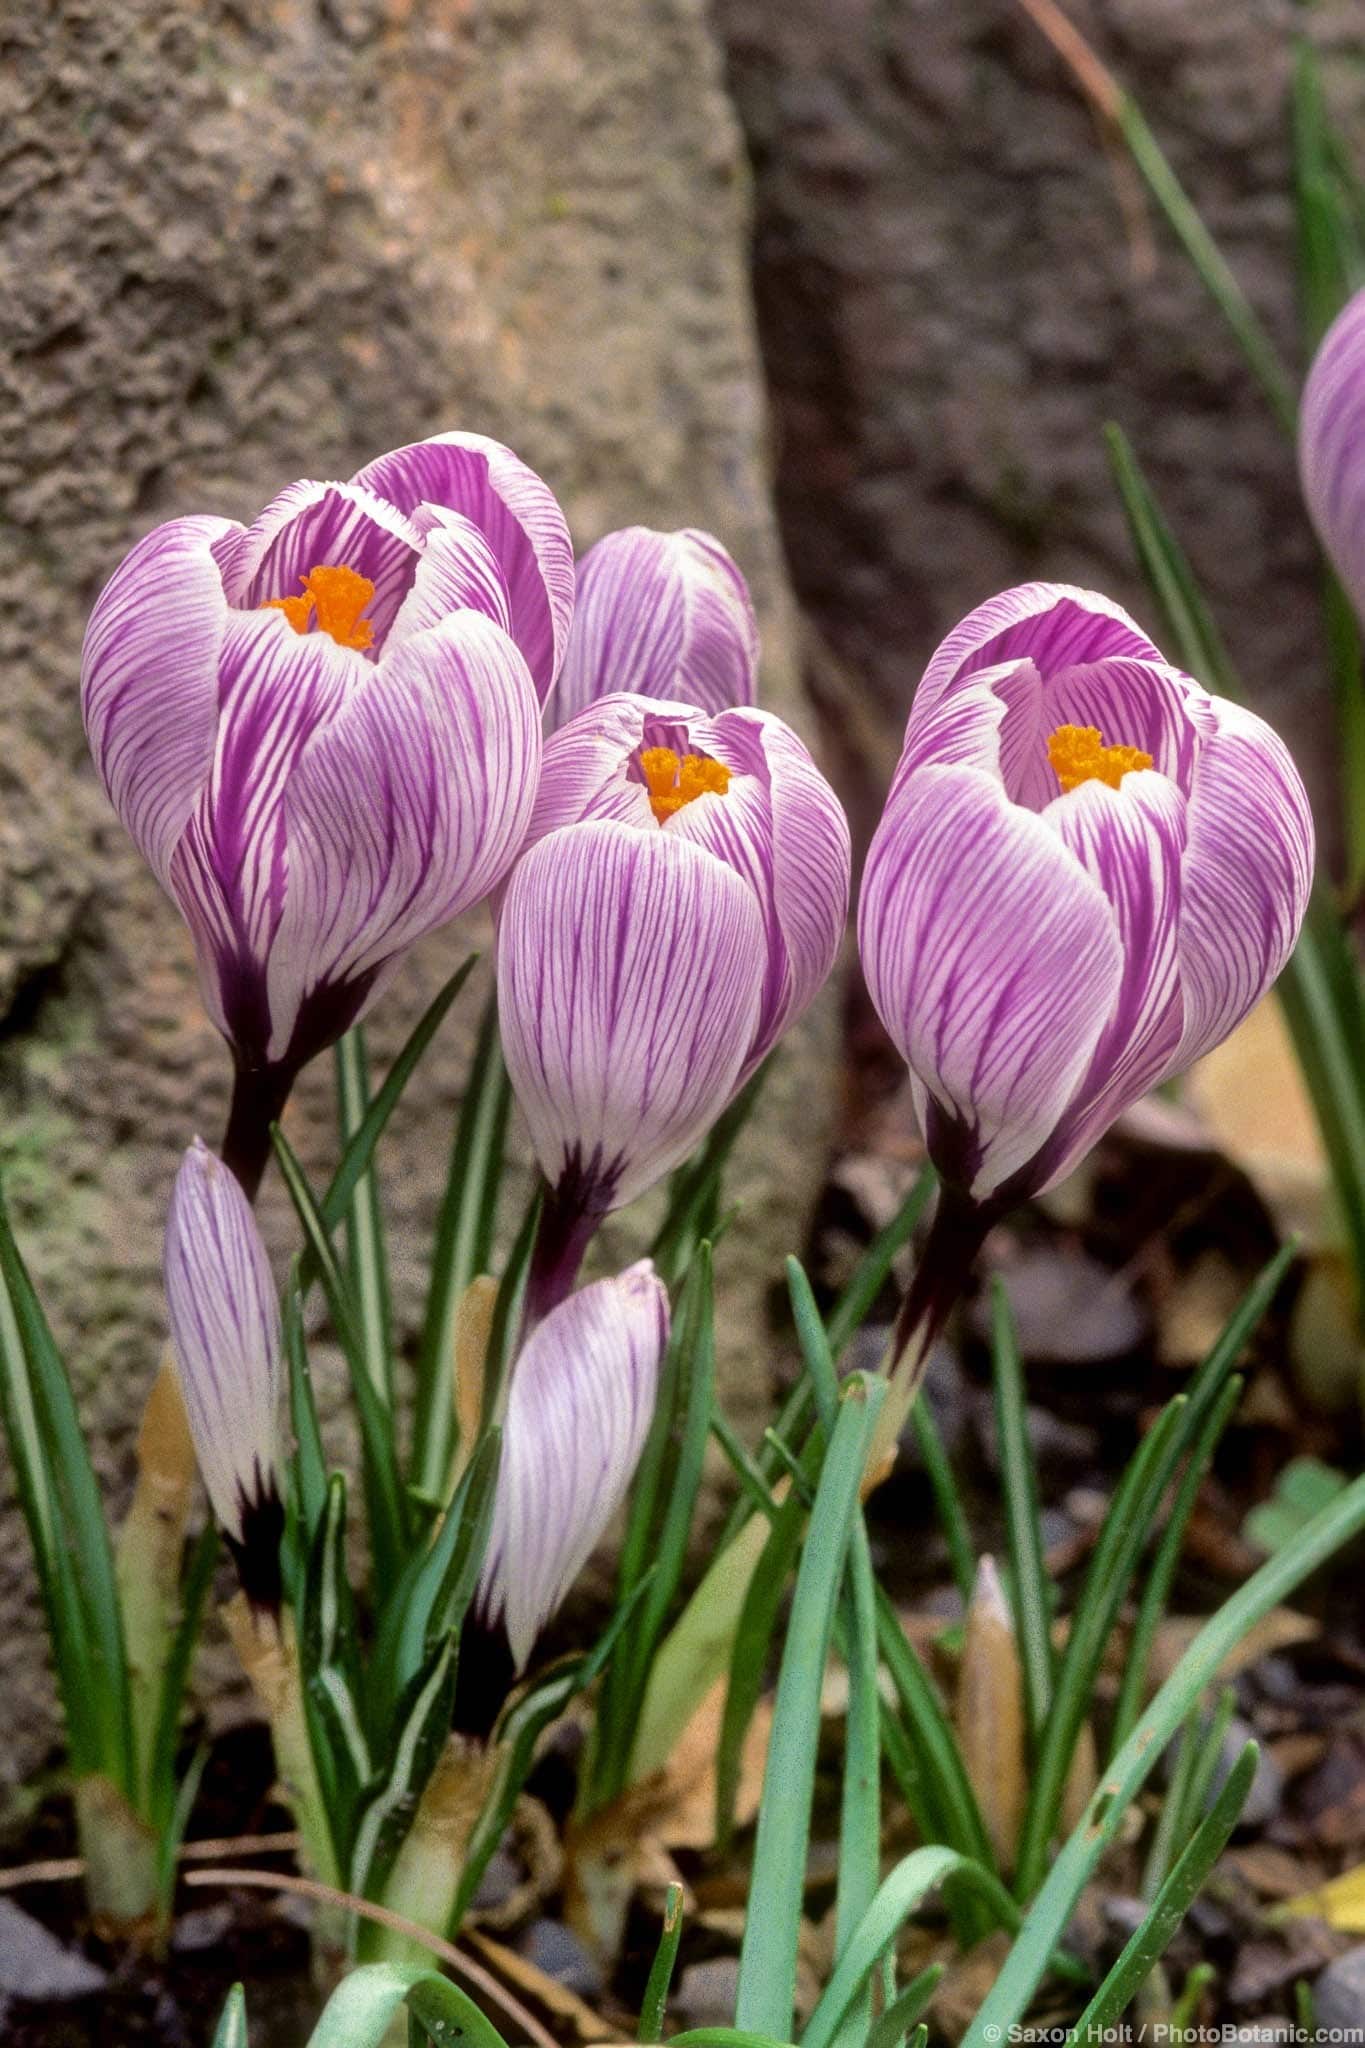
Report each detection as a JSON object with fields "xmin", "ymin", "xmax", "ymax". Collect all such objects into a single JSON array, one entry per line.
[
  {"xmin": 214, "ymin": 479, "xmax": 426, "ymax": 650},
  {"xmin": 1033, "ymin": 768, "xmax": 1188, "ymax": 1187},
  {"xmin": 1300, "ymin": 286, "xmax": 1365, "ymax": 623},
  {"xmin": 384, "ymin": 507, "xmax": 512, "ymax": 653},
  {"xmin": 351, "ymin": 432, "xmax": 574, "ymax": 701},
  {"xmin": 266, "ymin": 613, "xmax": 542, "ymax": 1065},
  {"xmin": 81, "ymin": 515, "xmax": 232, "ymax": 887},
  {"xmin": 497, "ymin": 820, "xmax": 765, "ymax": 1210},
  {"xmin": 169, "ymin": 609, "xmax": 365, "ymax": 1055},
  {"xmin": 552, "ymin": 526, "xmax": 759, "ymax": 730},
  {"xmin": 1174, "ymin": 698, "xmax": 1315, "ymax": 1070},
  {"xmin": 913, "ymin": 582, "xmax": 1164, "ymax": 728},
  {"xmin": 480, "ymin": 1260, "xmax": 668, "ymax": 1670},
  {"xmin": 164, "ymin": 1138, "xmax": 283, "ymax": 1588},
  {"xmin": 858, "ymin": 763, "xmax": 1124, "ymax": 1199},
  {"xmin": 523, "ymin": 690, "xmax": 663, "ymax": 844}
]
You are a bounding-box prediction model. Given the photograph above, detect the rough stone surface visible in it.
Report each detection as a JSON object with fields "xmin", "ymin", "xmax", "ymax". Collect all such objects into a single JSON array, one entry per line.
[
  {"xmin": 716, "ymin": 0, "xmax": 1365, "ymax": 838},
  {"xmin": 0, "ymin": 0, "xmax": 831, "ymax": 1791}
]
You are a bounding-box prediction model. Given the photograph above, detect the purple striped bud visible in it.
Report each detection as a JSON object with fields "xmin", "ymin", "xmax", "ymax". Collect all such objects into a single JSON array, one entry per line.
[
  {"xmin": 479, "ymin": 1260, "xmax": 668, "ymax": 1670},
  {"xmin": 164, "ymin": 1138, "xmax": 284, "ymax": 1605},
  {"xmin": 1300, "ymin": 286, "xmax": 1365, "ymax": 625}
]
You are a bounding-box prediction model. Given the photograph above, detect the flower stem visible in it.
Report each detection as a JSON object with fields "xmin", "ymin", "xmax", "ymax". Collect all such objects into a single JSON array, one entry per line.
[
  {"xmin": 221, "ymin": 1060, "xmax": 296, "ymax": 1201},
  {"xmin": 521, "ymin": 1179, "xmax": 601, "ymax": 1328}
]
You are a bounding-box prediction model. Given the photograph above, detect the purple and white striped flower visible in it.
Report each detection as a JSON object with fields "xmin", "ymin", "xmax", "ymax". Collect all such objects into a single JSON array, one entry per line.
[
  {"xmin": 498, "ymin": 816, "xmax": 766, "ymax": 1313},
  {"xmin": 552, "ymin": 526, "xmax": 759, "ymax": 728},
  {"xmin": 519, "ymin": 693, "xmax": 851, "ymax": 1086},
  {"xmin": 479, "ymin": 1260, "xmax": 668, "ymax": 1671},
  {"xmin": 164, "ymin": 1138, "xmax": 284, "ymax": 1605},
  {"xmin": 83, "ymin": 433, "xmax": 568, "ymax": 1192},
  {"xmin": 1300, "ymin": 285, "xmax": 1365, "ymax": 624},
  {"xmin": 860, "ymin": 582, "xmax": 1315, "ymax": 1214}
]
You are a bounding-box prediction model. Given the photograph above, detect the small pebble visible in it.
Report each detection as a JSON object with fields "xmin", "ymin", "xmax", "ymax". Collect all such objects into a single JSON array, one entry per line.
[
  {"xmin": 0, "ymin": 1900, "xmax": 107, "ymax": 2001},
  {"xmin": 517, "ymin": 1917, "xmax": 602, "ymax": 1998},
  {"xmin": 1316, "ymin": 1945, "xmax": 1365, "ymax": 2029},
  {"xmin": 674, "ymin": 1957, "xmax": 741, "ymax": 2031}
]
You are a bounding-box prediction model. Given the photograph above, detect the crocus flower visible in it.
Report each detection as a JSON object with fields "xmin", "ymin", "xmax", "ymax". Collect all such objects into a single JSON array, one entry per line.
[
  {"xmin": 165, "ymin": 1137, "xmax": 284, "ymax": 1605},
  {"xmin": 859, "ymin": 582, "xmax": 1313, "ymax": 1390},
  {"xmin": 517, "ymin": 693, "xmax": 851, "ymax": 1088},
  {"xmin": 479, "ymin": 1260, "xmax": 668, "ymax": 1671},
  {"xmin": 551, "ymin": 526, "xmax": 759, "ymax": 728},
  {"xmin": 1300, "ymin": 285, "xmax": 1365, "ymax": 623},
  {"xmin": 498, "ymin": 817, "xmax": 767, "ymax": 1315},
  {"xmin": 83, "ymin": 433, "xmax": 570, "ymax": 1194}
]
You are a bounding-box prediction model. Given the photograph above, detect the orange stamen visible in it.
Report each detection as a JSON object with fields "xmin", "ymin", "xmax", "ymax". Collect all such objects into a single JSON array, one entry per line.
[
  {"xmin": 261, "ymin": 565, "xmax": 376, "ymax": 651},
  {"xmin": 1047, "ymin": 723, "xmax": 1153, "ymax": 794},
  {"xmin": 639, "ymin": 745, "xmax": 731, "ymax": 823}
]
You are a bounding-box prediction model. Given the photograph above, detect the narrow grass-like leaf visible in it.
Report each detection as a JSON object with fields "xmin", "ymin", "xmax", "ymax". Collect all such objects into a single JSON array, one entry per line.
[
  {"xmin": 962, "ymin": 1471, "xmax": 1365, "ymax": 2046},
  {"xmin": 154, "ymin": 1740, "xmax": 209, "ymax": 1910},
  {"xmin": 876, "ymin": 1587, "xmax": 993, "ymax": 1865},
  {"xmin": 315, "ymin": 956, "xmax": 479, "ymax": 1249},
  {"xmin": 211, "ymin": 1984, "xmax": 250, "ymax": 2048},
  {"xmin": 991, "ymin": 1281, "xmax": 1052, "ymax": 1736},
  {"xmin": 865, "ymin": 1967, "xmax": 945, "ymax": 2048},
  {"xmin": 478, "ymin": 1188, "xmax": 541, "ymax": 1437},
  {"xmin": 801, "ymin": 1846, "xmax": 1018, "ymax": 2048},
  {"xmin": 335, "ymin": 1028, "xmax": 394, "ymax": 1411},
  {"xmin": 651, "ymin": 1065, "xmax": 769, "ymax": 1288},
  {"xmin": 826, "ymin": 1167, "xmax": 937, "ymax": 1357},
  {"xmin": 403, "ymin": 1974, "xmax": 513, "ymax": 2048},
  {"xmin": 273, "ymin": 1126, "xmax": 408, "ymax": 1577},
  {"xmin": 1113, "ymin": 95, "xmax": 1296, "ymax": 430},
  {"xmin": 830, "ymin": 1515, "xmax": 882, "ymax": 2048},
  {"xmin": 372, "ymin": 1427, "xmax": 501, "ymax": 1726},
  {"xmin": 283, "ymin": 1273, "xmax": 327, "ymax": 1548},
  {"xmin": 639, "ymin": 1881, "xmax": 686, "ymax": 2044},
  {"xmin": 149, "ymin": 1521, "xmax": 217, "ymax": 1837},
  {"xmin": 0, "ymin": 1187, "xmax": 131, "ymax": 1789},
  {"xmin": 1110, "ymin": 1376, "xmax": 1243, "ymax": 1751},
  {"xmin": 1072, "ymin": 1743, "xmax": 1257, "ymax": 2034},
  {"xmin": 411, "ymin": 991, "xmax": 512, "ymax": 1501},
  {"xmin": 1146, "ymin": 1688, "xmax": 1238, "ymax": 1899},
  {"xmin": 350, "ymin": 1635, "xmax": 457, "ymax": 1909},
  {"xmin": 301, "ymin": 1476, "xmax": 372, "ymax": 1859},
  {"xmin": 735, "ymin": 1376, "xmax": 885, "ymax": 2041},
  {"xmin": 910, "ymin": 1401, "xmax": 975, "ymax": 1607}
]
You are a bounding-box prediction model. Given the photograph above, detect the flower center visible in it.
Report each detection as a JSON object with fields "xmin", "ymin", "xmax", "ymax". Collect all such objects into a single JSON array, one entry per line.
[
  {"xmin": 261, "ymin": 564, "xmax": 376, "ymax": 650},
  {"xmin": 639, "ymin": 745, "xmax": 731, "ymax": 823},
  {"xmin": 1047, "ymin": 723, "xmax": 1153, "ymax": 794}
]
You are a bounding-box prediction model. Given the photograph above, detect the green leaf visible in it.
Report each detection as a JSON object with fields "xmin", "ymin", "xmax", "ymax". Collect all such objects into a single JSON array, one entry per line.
[
  {"xmin": 830, "ymin": 1514, "xmax": 882, "ymax": 2048},
  {"xmin": 875, "ymin": 1587, "xmax": 993, "ymax": 1866},
  {"xmin": 0, "ymin": 1183, "xmax": 131, "ymax": 1790},
  {"xmin": 909, "ymin": 1400, "xmax": 975, "ymax": 1608},
  {"xmin": 404, "ymin": 1974, "xmax": 514, "ymax": 2048},
  {"xmin": 990, "ymin": 1281, "xmax": 1052, "ymax": 1738},
  {"xmin": 300, "ymin": 1476, "xmax": 372, "ymax": 1865},
  {"xmin": 638, "ymin": 1881, "xmax": 685, "ymax": 2043},
  {"xmin": 1070, "ymin": 1744, "xmax": 1257, "ymax": 2034},
  {"xmin": 801, "ymin": 1847, "xmax": 1017, "ymax": 2048},
  {"xmin": 335, "ymin": 1028, "xmax": 395, "ymax": 1412},
  {"xmin": 651, "ymin": 1064, "xmax": 770, "ymax": 1288},
  {"xmin": 148, "ymin": 1522, "xmax": 218, "ymax": 1839},
  {"xmin": 411, "ymin": 991, "xmax": 512, "ymax": 1501},
  {"xmin": 350, "ymin": 1633, "xmax": 458, "ymax": 1910},
  {"xmin": 282, "ymin": 1272, "xmax": 328, "ymax": 1559},
  {"xmin": 962, "ymin": 1469, "xmax": 1365, "ymax": 2047},
  {"xmin": 211, "ymin": 1984, "xmax": 250, "ymax": 2048},
  {"xmin": 1112, "ymin": 93, "xmax": 1296, "ymax": 431},
  {"xmin": 273, "ymin": 1125, "xmax": 408, "ymax": 1578},
  {"xmin": 478, "ymin": 1188, "xmax": 541, "ymax": 1438},
  {"xmin": 865, "ymin": 1968, "xmax": 945, "ymax": 2048},
  {"xmin": 735, "ymin": 1376, "xmax": 886, "ymax": 2042},
  {"xmin": 303, "ymin": 1963, "xmax": 512, "ymax": 2048}
]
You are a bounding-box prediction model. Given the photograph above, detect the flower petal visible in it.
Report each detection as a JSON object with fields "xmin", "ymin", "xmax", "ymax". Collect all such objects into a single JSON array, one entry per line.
[
  {"xmin": 266, "ymin": 612, "xmax": 542, "ymax": 1064},
  {"xmin": 164, "ymin": 1137, "xmax": 282, "ymax": 1552},
  {"xmin": 480, "ymin": 1260, "xmax": 668, "ymax": 1670},
  {"xmin": 214, "ymin": 479, "xmax": 426, "ymax": 648},
  {"xmin": 498, "ymin": 820, "xmax": 766, "ymax": 1210},
  {"xmin": 169, "ymin": 610, "xmax": 364, "ymax": 1052},
  {"xmin": 81, "ymin": 516, "xmax": 232, "ymax": 887},
  {"xmin": 384, "ymin": 507, "xmax": 512, "ymax": 653},
  {"xmin": 351, "ymin": 433, "xmax": 574, "ymax": 701},
  {"xmin": 1034, "ymin": 768, "xmax": 1188, "ymax": 1186},
  {"xmin": 1300, "ymin": 286, "xmax": 1365, "ymax": 622},
  {"xmin": 914, "ymin": 582, "xmax": 1164, "ymax": 728},
  {"xmin": 1174, "ymin": 698, "xmax": 1315, "ymax": 1069},
  {"xmin": 524, "ymin": 691, "xmax": 665, "ymax": 845},
  {"xmin": 552, "ymin": 526, "xmax": 759, "ymax": 729},
  {"xmin": 858, "ymin": 762, "xmax": 1124, "ymax": 1198}
]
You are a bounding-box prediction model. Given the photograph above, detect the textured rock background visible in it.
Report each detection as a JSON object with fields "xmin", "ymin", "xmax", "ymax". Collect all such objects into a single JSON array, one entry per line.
[
  {"xmin": 717, "ymin": 0, "xmax": 1363, "ymax": 843},
  {"xmin": 0, "ymin": 0, "xmax": 824, "ymax": 1792}
]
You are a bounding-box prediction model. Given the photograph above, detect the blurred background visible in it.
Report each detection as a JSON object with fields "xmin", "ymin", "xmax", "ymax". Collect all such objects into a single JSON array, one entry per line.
[{"xmin": 1, "ymin": 0, "xmax": 1361, "ymax": 1804}]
